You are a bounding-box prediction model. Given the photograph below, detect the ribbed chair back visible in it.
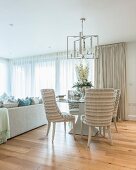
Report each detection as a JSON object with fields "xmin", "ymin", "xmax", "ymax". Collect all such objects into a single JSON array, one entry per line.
[
  {"xmin": 68, "ymin": 90, "xmax": 79, "ymax": 115},
  {"xmin": 113, "ymin": 89, "xmax": 121, "ymax": 117},
  {"xmin": 84, "ymin": 88, "xmax": 115, "ymax": 127},
  {"xmin": 41, "ymin": 89, "xmax": 75, "ymax": 142},
  {"xmin": 112, "ymin": 89, "xmax": 121, "ymax": 132},
  {"xmin": 81, "ymin": 88, "xmax": 115, "ymax": 147},
  {"xmin": 41, "ymin": 89, "xmax": 62, "ymax": 122}
]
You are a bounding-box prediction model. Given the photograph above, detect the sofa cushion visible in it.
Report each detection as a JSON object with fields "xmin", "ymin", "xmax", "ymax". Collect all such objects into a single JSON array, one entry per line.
[
  {"xmin": 30, "ymin": 97, "xmax": 40, "ymax": 105},
  {"xmin": 18, "ymin": 98, "xmax": 31, "ymax": 106},
  {"xmin": 0, "ymin": 93, "xmax": 9, "ymax": 101},
  {"xmin": 3, "ymin": 102, "xmax": 18, "ymax": 108},
  {"xmin": 39, "ymin": 98, "xmax": 43, "ymax": 104}
]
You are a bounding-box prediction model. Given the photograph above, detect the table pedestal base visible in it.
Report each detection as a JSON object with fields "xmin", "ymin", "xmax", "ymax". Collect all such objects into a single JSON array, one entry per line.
[
  {"xmin": 69, "ymin": 124, "xmax": 98, "ymax": 136},
  {"xmin": 69, "ymin": 102, "xmax": 99, "ymax": 136}
]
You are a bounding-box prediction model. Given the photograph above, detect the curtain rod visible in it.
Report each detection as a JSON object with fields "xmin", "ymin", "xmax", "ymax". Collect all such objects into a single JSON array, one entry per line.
[{"xmin": 99, "ymin": 42, "xmax": 125, "ymax": 47}]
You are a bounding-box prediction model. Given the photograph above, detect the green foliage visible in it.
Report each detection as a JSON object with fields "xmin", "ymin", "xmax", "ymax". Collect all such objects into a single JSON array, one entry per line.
[{"xmin": 72, "ymin": 79, "xmax": 93, "ymax": 88}]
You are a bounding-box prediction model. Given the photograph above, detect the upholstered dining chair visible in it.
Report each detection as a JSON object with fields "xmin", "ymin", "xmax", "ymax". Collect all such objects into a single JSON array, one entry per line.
[
  {"xmin": 81, "ymin": 88, "xmax": 115, "ymax": 147},
  {"xmin": 113, "ymin": 89, "xmax": 121, "ymax": 132},
  {"xmin": 41, "ymin": 89, "xmax": 75, "ymax": 142},
  {"xmin": 68, "ymin": 90, "xmax": 79, "ymax": 115}
]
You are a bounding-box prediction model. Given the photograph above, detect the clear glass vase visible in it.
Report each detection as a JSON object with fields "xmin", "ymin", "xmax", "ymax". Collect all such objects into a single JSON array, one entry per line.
[
  {"xmin": 80, "ymin": 87, "xmax": 86, "ymax": 99},
  {"xmin": 80, "ymin": 86, "xmax": 91, "ymax": 99}
]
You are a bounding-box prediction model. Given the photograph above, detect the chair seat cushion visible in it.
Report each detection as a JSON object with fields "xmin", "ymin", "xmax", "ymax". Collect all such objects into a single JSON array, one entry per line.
[{"xmin": 62, "ymin": 112, "xmax": 75, "ymax": 121}]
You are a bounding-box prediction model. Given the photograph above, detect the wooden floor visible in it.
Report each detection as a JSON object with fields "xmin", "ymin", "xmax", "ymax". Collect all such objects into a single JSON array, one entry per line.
[{"xmin": 0, "ymin": 121, "xmax": 136, "ymax": 170}]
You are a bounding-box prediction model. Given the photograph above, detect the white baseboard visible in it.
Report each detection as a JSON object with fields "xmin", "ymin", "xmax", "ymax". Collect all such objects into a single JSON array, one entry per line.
[{"xmin": 128, "ymin": 115, "xmax": 136, "ymax": 120}]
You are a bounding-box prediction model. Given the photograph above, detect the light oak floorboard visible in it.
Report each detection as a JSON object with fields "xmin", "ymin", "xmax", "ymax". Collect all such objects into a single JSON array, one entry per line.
[{"xmin": 0, "ymin": 121, "xmax": 136, "ymax": 170}]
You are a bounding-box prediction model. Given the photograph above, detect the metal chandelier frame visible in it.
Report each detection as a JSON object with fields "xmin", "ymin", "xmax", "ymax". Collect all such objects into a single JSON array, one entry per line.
[{"xmin": 67, "ymin": 18, "xmax": 99, "ymax": 59}]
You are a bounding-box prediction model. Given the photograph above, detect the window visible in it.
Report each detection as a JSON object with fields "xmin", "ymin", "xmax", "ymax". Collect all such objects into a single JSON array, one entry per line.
[
  {"xmin": 0, "ymin": 61, "xmax": 9, "ymax": 95},
  {"xmin": 34, "ymin": 60, "xmax": 56, "ymax": 96},
  {"xmin": 11, "ymin": 65, "xmax": 26, "ymax": 98},
  {"xmin": 10, "ymin": 56, "xmax": 94, "ymax": 97}
]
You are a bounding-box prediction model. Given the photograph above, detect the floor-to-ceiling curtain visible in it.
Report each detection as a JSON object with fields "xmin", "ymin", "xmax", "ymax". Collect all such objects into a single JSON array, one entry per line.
[
  {"xmin": 10, "ymin": 56, "xmax": 56, "ymax": 98},
  {"xmin": 34, "ymin": 57, "xmax": 56, "ymax": 97},
  {"xmin": 10, "ymin": 53, "xmax": 94, "ymax": 98},
  {"xmin": 94, "ymin": 42, "xmax": 127, "ymax": 120},
  {"xmin": 0, "ymin": 58, "xmax": 10, "ymax": 95}
]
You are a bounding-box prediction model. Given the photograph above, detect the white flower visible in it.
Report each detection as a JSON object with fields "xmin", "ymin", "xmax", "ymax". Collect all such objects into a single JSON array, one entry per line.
[{"xmin": 75, "ymin": 63, "xmax": 89, "ymax": 83}]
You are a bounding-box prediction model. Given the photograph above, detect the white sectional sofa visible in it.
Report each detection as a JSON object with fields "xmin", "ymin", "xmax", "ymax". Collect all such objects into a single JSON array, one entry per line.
[{"xmin": 8, "ymin": 104, "xmax": 47, "ymax": 138}]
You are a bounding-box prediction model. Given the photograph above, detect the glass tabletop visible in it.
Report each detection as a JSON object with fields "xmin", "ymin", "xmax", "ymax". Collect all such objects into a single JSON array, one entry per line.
[{"xmin": 56, "ymin": 98, "xmax": 85, "ymax": 103}]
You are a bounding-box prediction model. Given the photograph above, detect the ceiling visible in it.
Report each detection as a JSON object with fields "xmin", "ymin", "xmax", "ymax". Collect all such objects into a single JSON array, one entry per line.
[{"xmin": 0, "ymin": 0, "xmax": 136, "ymax": 59}]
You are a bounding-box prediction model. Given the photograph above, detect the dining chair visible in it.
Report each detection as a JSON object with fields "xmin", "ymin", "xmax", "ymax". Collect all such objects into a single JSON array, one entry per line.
[
  {"xmin": 68, "ymin": 90, "xmax": 79, "ymax": 115},
  {"xmin": 113, "ymin": 89, "xmax": 121, "ymax": 132},
  {"xmin": 81, "ymin": 88, "xmax": 115, "ymax": 147},
  {"xmin": 41, "ymin": 89, "xmax": 75, "ymax": 142}
]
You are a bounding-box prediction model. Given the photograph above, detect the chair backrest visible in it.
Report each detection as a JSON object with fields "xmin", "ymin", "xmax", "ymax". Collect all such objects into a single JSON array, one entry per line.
[
  {"xmin": 68, "ymin": 90, "xmax": 74, "ymax": 100},
  {"xmin": 41, "ymin": 89, "xmax": 62, "ymax": 121},
  {"xmin": 68, "ymin": 90, "xmax": 79, "ymax": 110},
  {"xmin": 113, "ymin": 89, "xmax": 121, "ymax": 117},
  {"xmin": 84, "ymin": 88, "xmax": 115, "ymax": 127}
]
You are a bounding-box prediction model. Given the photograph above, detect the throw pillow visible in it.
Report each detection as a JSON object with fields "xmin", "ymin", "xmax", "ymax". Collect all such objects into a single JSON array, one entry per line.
[
  {"xmin": 26, "ymin": 97, "xmax": 33, "ymax": 105},
  {"xmin": 39, "ymin": 98, "xmax": 43, "ymax": 104},
  {"xmin": 30, "ymin": 97, "xmax": 40, "ymax": 105},
  {"xmin": 18, "ymin": 98, "xmax": 31, "ymax": 106},
  {"xmin": 3, "ymin": 102, "xmax": 18, "ymax": 108}
]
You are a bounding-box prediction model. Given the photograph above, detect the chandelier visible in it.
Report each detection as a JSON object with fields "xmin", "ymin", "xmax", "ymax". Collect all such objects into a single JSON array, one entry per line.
[{"xmin": 67, "ymin": 18, "xmax": 99, "ymax": 59}]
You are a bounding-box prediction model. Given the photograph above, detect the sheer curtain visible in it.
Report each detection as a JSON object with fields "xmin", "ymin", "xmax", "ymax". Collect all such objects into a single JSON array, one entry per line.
[
  {"xmin": 10, "ymin": 53, "xmax": 94, "ymax": 98},
  {"xmin": 56, "ymin": 57, "xmax": 94, "ymax": 95},
  {"xmin": 11, "ymin": 63, "xmax": 31, "ymax": 98},
  {"xmin": 34, "ymin": 58, "xmax": 56, "ymax": 96},
  {"xmin": 0, "ymin": 58, "xmax": 9, "ymax": 95},
  {"xmin": 57, "ymin": 58, "xmax": 78, "ymax": 95}
]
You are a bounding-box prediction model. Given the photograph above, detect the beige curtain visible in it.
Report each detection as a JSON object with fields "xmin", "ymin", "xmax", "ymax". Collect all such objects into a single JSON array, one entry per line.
[{"xmin": 94, "ymin": 42, "xmax": 127, "ymax": 120}]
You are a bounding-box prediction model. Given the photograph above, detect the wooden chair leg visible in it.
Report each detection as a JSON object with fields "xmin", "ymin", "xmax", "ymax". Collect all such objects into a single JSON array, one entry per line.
[
  {"xmin": 46, "ymin": 122, "xmax": 51, "ymax": 136},
  {"xmin": 113, "ymin": 117, "xmax": 118, "ymax": 132},
  {"xmin": 52, "ymin": 122, "xmax": 56, "ymax": 142},
  {"xmin": 87, "ymin": 126, "xmax": 92, "ymax": 147},
  {"xmin": 107, "ymin": 126, "xmax": 113, "ymax": 145},
  {"xmin": 64, "ymin": 122, "xmax": 66, "ymax": 133}
]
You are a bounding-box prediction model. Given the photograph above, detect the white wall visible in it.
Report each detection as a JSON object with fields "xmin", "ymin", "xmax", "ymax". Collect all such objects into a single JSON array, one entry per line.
[{"xmin": 126, "ymin": 42, "xmax": 136, "ymax": 120}]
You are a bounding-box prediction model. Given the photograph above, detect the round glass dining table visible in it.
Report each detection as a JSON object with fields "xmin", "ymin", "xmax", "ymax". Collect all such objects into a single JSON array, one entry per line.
[{"xmin": 57, "ymin": 99, "xmax": 98, "ymax": 136}]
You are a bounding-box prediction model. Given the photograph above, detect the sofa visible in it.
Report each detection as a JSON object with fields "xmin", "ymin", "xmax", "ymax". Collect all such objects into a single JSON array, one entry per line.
[{"xmin": 8, "ymin": 104, "xmax": 47, "ymax": 138}]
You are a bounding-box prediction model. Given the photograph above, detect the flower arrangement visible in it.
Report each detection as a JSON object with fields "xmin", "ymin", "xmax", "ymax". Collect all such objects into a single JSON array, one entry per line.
[
  {"xmin": 72, "ymin": 79, "xmax": 93, "ymax": 88},
  {"xmin": 72, "ymin": 63, "xmax": 93, "ymax": 89}
]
